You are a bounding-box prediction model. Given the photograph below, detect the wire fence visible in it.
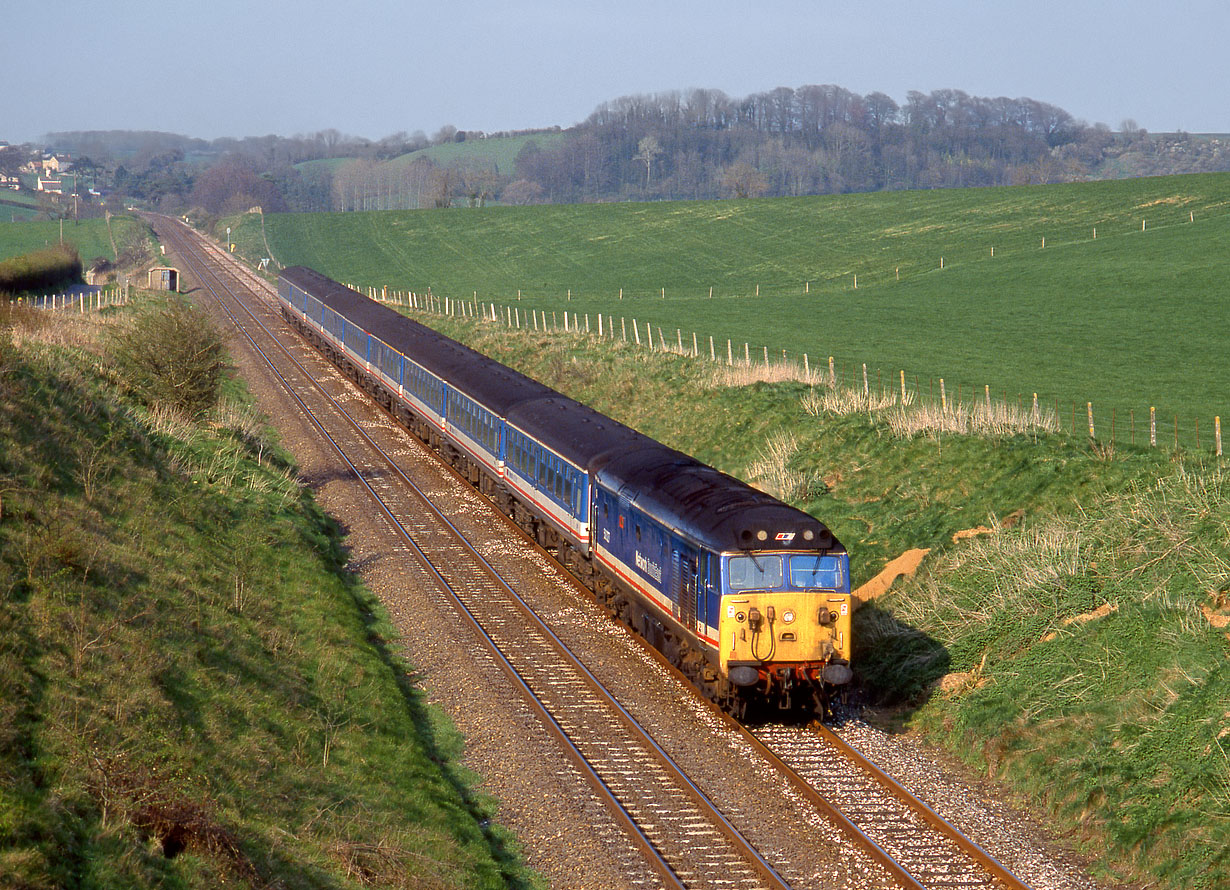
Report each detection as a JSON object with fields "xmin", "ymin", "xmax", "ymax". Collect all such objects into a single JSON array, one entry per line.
[{"xmin": 353, "ymin": 282, "xmax": 1225, "ymax": 459}]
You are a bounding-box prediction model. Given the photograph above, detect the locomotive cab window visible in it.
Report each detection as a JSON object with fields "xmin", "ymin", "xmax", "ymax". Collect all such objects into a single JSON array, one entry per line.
[
  {"xmin": 728, "ymin": 555, "xmax": 784, "ymax": 591},
  {"xmin": 788, "ymin": 554, "xmax": 844, "ymax": 589}
]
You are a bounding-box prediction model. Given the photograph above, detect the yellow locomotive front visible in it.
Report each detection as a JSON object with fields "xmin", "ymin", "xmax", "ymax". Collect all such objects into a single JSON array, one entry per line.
[{"xmin": 718, "ymin": 551, "xmax": 853, "ymax": 710}]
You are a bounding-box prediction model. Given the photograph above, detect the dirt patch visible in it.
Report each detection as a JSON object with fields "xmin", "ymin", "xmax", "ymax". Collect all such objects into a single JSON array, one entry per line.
[
  {"xmin": 951, "ymin": 509, "xmax": 1024, "ymax": 543},
  {"xmin": 1201, "ymin": 591, "xmax": 1230, "ymax": 629},
  {"xmin": 952, "ymin": 525, "xmax": 993, "ymax": 542},
  {"xmin": 853, "ymin": 548, "xmax": 930, "ymax": 604},
  {"xmin": 1041, "ymin": 602, "xmax": 1118, "ymax": 642},
  {"xmin": 936, "ymin": 654, "xmax": 990, "ymax": 696}
]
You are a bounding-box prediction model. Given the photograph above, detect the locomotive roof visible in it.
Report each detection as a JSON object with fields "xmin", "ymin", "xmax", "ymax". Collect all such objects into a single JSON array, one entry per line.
[{"xmin": 592, "ymin": 446, "xmax": 842, "ymax": 554}]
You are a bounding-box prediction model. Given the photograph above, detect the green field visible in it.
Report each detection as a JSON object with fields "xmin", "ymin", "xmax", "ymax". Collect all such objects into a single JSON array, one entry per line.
[
  {"xmin": 227, "ymin": 174, "xmax": 1230, "ymax": 445},
  {"xmin": 0, "ymin": 215, "xmax": 145, "ymax": 267}
]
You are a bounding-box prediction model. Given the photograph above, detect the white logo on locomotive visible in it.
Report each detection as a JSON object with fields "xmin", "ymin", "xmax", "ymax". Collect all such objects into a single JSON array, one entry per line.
[{"xmin": 635, "ymin": 551, "xmax": 663, "ymax": 582}]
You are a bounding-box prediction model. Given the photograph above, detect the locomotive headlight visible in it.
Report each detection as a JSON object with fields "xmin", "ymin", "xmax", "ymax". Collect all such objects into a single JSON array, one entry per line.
[
  {"xmin": 803, "ymin": 529, "xmax": 815, "ymax": 541},
  {"xmin": 782, "ymin": 609, "xmax": 796, "ymax": 624},
  {"xmin": 756, "ymin": 529, "xmax": 768, "ymax": 541}
]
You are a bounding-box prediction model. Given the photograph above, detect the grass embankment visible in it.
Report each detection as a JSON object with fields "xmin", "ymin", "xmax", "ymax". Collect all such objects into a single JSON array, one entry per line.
[
  {"xmin": 224, "ymin": 173, "xmax": 1230, "ymax": 442},
  {"xmin": 414, "ymin": 310, "xmax": 1228, "ymax": 890},
  {"xmin": 0, "ymin": 302, "xmax": 535, "ymax": 888}
]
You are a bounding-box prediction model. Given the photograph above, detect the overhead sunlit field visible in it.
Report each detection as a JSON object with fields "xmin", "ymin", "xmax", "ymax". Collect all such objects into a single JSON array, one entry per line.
[{"xmin": 230, "ymin": 173, "xmax": 1230, "ymax": 445}]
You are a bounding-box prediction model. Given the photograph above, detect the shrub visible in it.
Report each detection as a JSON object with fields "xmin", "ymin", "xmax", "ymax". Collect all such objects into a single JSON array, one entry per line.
[
  {"xmin": 0, "ymin": 244, "xmax": 82, "ymax": 294},
  {"xmin": 107, "ymin": 298, "xmax": 226, "ymax": 417}
]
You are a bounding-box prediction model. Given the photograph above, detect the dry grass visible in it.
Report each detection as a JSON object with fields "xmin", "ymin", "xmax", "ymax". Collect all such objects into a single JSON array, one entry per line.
[
  {"xmin": 746, "ymin": 432, "xmax": 812, "ymax": 500},
  {"xmin": 886, "ymin": 398, "xmax": 1060, "ymax": 437},
  {"xmin": 794, "ymin": 371, "xmax": 1059, "ymax": 439},
  {"xmin": 708, "ymin": 360, "xmax": 822, "ymax": 387},
  {"xmin": 2, "ymin": 303, "xmax": 116, "ymax": 352}
]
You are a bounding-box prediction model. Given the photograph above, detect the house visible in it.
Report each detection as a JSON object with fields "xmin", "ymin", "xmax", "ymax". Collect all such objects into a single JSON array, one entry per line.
[
  {"xmin": 0, "ymin": 172, "xmax": 19, "ymax": 190},
  {"xmin": 40, "ymin": 154, "xmax": 70, "ymax": 175},
  {"xmin": 37, "ymin": 177, "xmax": 62, "ymax": 193}
]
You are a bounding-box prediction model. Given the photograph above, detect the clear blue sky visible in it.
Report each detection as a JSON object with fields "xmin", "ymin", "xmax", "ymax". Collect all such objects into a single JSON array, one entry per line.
[{"xmin": 2, "ymin": 0, "xmax": 1227, "ymax": 143}]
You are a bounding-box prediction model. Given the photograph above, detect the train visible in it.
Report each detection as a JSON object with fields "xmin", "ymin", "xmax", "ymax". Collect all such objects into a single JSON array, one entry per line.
[{"xmin": 276, "ymin": 266, "xmax": 853, "ymax": 718}]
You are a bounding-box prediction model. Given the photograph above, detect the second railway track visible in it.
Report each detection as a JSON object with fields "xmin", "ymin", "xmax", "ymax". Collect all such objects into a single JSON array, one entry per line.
[{"xmin": 150, "ymin": 216, "xmax": 1089, "ymax": 890}]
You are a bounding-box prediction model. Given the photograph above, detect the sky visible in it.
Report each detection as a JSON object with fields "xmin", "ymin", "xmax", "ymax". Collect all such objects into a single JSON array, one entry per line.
[{"xmin": 3, "ymin": 0, "xmax": 1228, "ymax": 144}]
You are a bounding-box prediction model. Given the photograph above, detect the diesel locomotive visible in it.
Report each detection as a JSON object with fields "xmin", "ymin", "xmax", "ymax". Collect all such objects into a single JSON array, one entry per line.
[{"xmin": 277, "ymin": 266, "xmax": 853, "ymax": 717}]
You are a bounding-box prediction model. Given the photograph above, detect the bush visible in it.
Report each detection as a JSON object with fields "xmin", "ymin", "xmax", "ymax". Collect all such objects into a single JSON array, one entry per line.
[
  {"xmin": 0, "ymin": 244, "xmax": 82, "ymax": 294},
  {"xmin": 107, "ymin": 298, "xmax": 226, "ymax": 417}
]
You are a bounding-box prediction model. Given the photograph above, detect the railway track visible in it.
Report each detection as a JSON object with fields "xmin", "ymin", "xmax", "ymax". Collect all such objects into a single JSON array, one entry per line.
[
  {"xmin": 149, "ymin": 216, "xmax": 1047, "ymax": 890},
  {"xmin": 152, "ymin": 217, "xmax": 791, "ymax": 890}
]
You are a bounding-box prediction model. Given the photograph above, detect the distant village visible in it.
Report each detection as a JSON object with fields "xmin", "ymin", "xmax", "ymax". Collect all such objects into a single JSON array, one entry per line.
[{"xmin": 0, "ymin": 141, "xmax": 107, "ymax": 222}]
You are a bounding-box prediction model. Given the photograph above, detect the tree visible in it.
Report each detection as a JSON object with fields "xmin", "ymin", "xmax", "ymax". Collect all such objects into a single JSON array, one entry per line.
[
  {"xmin": 190, "ymin": 156, "xmax": 285, "ymax": 215},
  {"xmin": 501, "ymin": 179, "xmax": 545, "ymax": 205},
  {"xmin": 633, "ymin": 136, "xmax": 663, "ymax": 189},
  {"xmin": 721, "ymin": 162, "xmax": 767, "ymax": 199}
]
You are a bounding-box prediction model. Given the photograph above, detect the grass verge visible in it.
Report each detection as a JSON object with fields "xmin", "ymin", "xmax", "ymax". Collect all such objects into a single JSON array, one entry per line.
[{"xmin": 0, "ymin": 302, "xmax": 538, "ymax": 889}]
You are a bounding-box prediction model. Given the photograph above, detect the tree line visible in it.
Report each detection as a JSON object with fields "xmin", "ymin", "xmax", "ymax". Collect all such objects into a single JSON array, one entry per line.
[{"xmin": 29, "ymin": 86, "xmax": 1230, "ymax": 220}]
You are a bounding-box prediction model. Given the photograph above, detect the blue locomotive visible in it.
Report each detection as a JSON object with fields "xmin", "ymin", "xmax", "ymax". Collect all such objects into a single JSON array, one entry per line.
[{"xmin": 277, "ymin": 266, "xmax": 853, "ymax": 717}]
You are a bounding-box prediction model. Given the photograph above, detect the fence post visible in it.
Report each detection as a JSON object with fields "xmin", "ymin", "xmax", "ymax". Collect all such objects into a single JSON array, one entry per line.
[
  {"xmin": 828, "ymin": 356, "xmax": 835, "ymax": 387},
  {"xmin": 1032, "ymin": 393, "xmax": 1039, "ymax": 425},
  {"xmin": 804, "ymin": 354, "xmax": 810, "ymax": 378},
  {"xmin": 692, "ymin": 331, "xmax": 697, "ymax": 356},
  {"xmin": 862, "ymin": 364, "xmax": 869, "ymax": 398},
  {"xmin": 763, "ymin": 345, "xmax": 769, "ymax": 366},
  {"xmin": 744, "ymin": 343, "xmax": 750, "ymax": 366},
  {"xmin": 598, "ymin": 314, "xmax": 603, "ymax": 337},
  {"xmin": 633, "ymin": 319, "xmax": 640, "ymax": 345},
  {"xmin": 728, "ymin": 339, "xmax": 733, "ymax": 366},
  {"xmin": 1150, "ymin": 406, "xmax": 1156, "ymax": 447},
  {"xmin": 940, "ymin": 378, "xmax": 947, "ymax": 412},
  {"xmin": 710, "ymin": 336, "xmax": 715, "ymax": 362},
  {"xmin": 901, "ymin": 370, "xmax": 907, "ymax": 404},
  {"xmin": 1216, "ymin": 416, "xmax": 1223, "ymax": 456},
  {"xmin": 621, "ymin": 318, "xmax": 626, "ymax": 341}
]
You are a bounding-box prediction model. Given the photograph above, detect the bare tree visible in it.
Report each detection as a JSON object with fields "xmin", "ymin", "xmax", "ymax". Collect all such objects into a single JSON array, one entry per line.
[
  {"xmin": 633, "ymin": 136, "xmax": 663, "ymax": 189},
  {"xmin": 721, "ymin": 162, "xmax": 768, "ymax": 199}
]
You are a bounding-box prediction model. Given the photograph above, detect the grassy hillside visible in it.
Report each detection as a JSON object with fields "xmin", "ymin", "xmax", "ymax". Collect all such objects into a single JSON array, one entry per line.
[
  {"xmin": 226, "ymin": 174, "xmax": 1230, "ymax": 442},
  {"xmin": 0, "ymin": 302, "xmax": 535, "ymax": 888},
  {"xmin": 391, "ymin": 133, "xmax": 565, "ymax": 175},
  {"xmin": 412, "ymin": 310, "xmax": 1229, "ymax": 890}
]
